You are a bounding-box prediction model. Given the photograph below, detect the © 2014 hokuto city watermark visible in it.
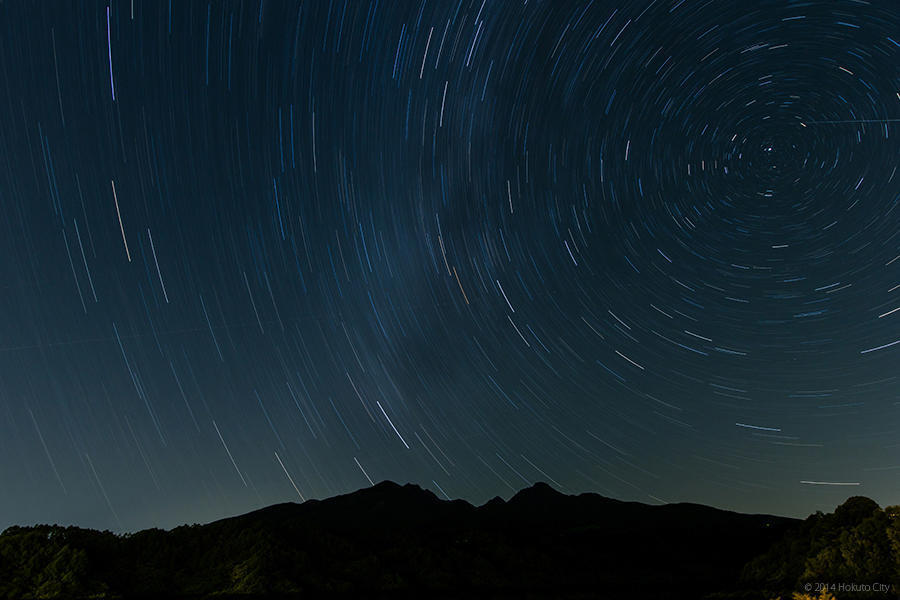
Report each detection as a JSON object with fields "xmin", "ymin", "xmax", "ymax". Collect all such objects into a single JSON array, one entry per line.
[{"xmin": 806, "ymin": 582, "xmax": 894, "ymax": 594}]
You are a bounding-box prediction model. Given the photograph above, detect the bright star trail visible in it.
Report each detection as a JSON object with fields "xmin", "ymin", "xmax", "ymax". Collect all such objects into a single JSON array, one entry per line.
[{"xmin": 0, "ymin": 0, "xmax": 898, "ymax": 531}]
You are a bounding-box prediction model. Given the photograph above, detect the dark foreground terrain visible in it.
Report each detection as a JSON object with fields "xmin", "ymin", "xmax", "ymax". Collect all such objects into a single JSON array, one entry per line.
[{"xmin": 3, "ymin": 482, "xmax": 898, "ymax": 599}]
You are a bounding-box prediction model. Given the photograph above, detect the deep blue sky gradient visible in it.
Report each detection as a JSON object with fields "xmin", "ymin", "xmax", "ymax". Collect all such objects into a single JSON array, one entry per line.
[{"xmin": 0, "ymin": 0, "xmax": 898, "ymax": 531}]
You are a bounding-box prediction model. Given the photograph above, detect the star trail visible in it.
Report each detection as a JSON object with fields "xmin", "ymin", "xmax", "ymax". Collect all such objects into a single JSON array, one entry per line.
[{"xmin": 0, "ymin": 0, "xmax": 898, "ymax": 531}]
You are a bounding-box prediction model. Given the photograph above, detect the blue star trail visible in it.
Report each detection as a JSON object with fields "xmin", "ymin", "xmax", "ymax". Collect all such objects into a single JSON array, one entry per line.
[{"xmin": 0, "ymin": 0, "xmax": 897, "ymax": 531}]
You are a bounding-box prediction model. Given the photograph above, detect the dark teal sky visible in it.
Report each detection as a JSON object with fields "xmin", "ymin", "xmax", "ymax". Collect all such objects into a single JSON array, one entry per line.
[{"xmin": 0, "ymin": 0, "xmax": 898, "ymax": 532}]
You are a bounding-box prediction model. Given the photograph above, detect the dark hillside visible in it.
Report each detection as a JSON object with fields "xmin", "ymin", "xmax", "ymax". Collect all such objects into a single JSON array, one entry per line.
[{"xmin": 0, "ymin": 481, "xmax": 801, "ymax": 599}]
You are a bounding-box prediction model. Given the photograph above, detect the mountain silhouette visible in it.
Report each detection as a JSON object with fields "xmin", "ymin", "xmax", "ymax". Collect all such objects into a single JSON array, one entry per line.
[{"xmin": 0, "ymin": 481, "xmax": 798, "ymax": 599}]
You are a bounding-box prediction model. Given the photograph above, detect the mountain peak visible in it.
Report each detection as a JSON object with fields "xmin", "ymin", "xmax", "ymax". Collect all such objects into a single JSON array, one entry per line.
[
  {"xmin": 529, "ymin": 481, "xmax": 559, "ymax": 493},
  {"xmin": 366, "ymin": 480, "xmax": 434, "ymax": 500},
  {"xmin": 371, "ymin": 480, "xmax": 402, "ymax": 490},
  {"xmin": 510, "ymin": 481, "xmax": 564, "ymax": 503}
]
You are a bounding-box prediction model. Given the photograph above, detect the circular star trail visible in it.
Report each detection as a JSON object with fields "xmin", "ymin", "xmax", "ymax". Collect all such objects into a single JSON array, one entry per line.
[{"xmin": 0, "ymin": 0, "xmax": 898, "ymax": 530}]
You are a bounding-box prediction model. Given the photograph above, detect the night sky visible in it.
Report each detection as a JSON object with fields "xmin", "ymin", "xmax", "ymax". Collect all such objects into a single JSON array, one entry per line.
[{"xmin": 1, "ymin": 0, "xmax": 898, "ymax": 532}]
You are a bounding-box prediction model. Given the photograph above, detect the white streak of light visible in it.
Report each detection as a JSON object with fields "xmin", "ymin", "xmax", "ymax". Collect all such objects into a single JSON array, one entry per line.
[
  {"xmin": 274, "ymin": 451, "xmax": 305, "ymax": 501},
  {"xmin": 111, "ymin": 181, "xmax": 130, "ymax": 261},
  {"xmin": 377, "ymin": 401, "xmax": 410, "ymax": 449},
  {"xmin": 213, "ymin": 420, "xmax": 247, "ymax": 486}
]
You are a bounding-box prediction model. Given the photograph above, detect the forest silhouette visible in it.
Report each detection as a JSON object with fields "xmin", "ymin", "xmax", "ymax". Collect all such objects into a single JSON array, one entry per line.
[{"xmin": 1, "ymin": 481, "xmax": 896, "ymax": 599}]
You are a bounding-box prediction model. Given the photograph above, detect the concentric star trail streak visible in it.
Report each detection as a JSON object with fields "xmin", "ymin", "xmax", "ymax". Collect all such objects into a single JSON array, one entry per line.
[{"xmin": 0, "ymin": 0, "xmax": 897, "ymax": 531}]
